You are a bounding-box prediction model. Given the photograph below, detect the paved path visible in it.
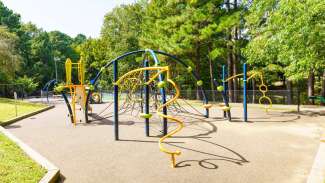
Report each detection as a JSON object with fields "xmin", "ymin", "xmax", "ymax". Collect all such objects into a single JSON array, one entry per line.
[{"xmin": 5, "ymin": 102, "xmax": 325, "ymax": 183}]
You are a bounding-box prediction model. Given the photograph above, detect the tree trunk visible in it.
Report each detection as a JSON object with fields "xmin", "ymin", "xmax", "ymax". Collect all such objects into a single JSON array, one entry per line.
[
  {"xmin": 227, "ymin": 46, "xmax": 234, "ymax": 102},
  {"xmin": 208, "ymin": 45, "xmax": 216, "ymax": 102},
  {"xmin": 226, "ymin": 0, "xmax": 233, "ymax": 102},
  {"xmin": 233, "ymin": 0, "xmax": 239, "ymax": 103},
  {"xmin": 195, "ymin": 41, "xmax": 201, "ymax": 100},
  {"xmin": 308, "ymin": 71, "xmax": 315, "ymax": 104},
  {"xmin": 286, "ymin": 79, "xmax": 293, "ymax": 105}
]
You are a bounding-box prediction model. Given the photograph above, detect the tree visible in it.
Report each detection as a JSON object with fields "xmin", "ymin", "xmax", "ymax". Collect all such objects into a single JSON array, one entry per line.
[
  {"xmin": 0, "ymin": 26, "xmax": 21, "ymax": 82},
  {"xmin": 15, "ymin": 75, "xmax": 38, "ymax": 95},
  {"xmin": 0, "ymin": 1, "xmax": 21, "ymax": 32},
  {"xmin": 141, "ymin": 0, "xmax": 230, "ymax": 98},
  {"xmin": 244, "ymin": 0, "xmax": 325, "ymax": 101}
]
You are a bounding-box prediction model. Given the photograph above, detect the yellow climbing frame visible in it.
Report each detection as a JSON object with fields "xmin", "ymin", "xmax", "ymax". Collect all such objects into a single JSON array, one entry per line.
[
  {"xmin": 224, "ymin": 71, "xmax": 272, "ymax": 112},
  {"xmin": 115, "ymin": 66, "xmax": 184, "ymax": 168}
]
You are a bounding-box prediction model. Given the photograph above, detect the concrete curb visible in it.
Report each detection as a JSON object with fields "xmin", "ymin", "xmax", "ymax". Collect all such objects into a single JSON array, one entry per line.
[
  {"xmin": 307, "ymin": 142, "xmax": 325, "ymax": 183},
  {"xmin": 0, "ymin": 126, "xmax": 60, "ymax": 183},
  {"xmin": 0, "ymin": 105, "xmax": 55, "ymax": 127}
]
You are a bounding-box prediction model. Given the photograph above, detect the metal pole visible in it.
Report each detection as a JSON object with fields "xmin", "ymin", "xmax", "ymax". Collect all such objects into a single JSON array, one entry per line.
[
  {"xmin": 148, "ymin": 49, "xmax": 168, "ymax": 135},
  {"xmin": 243, "ymin": 63, "xmax": 248, "ymax": 122},
  {"xmin": 54, "ymin": 58, "xmax": 58, "ymax": 81},
  {"xmin": 222, "ymin": 65, "xmax": 227, "ymax": 118},
  {"xmin": 205, "ymin": 105, "xmax": 209, "ymax": 118},
  {"xmin": 297, "ymin": 86, "xmax": 300, "ymax": 113},
  {"xmin": 144, "ymin": 59, "xmax": 150, "ymax": 136},
  {"xmin": 14, "ymin": 91, "xmax": 18, "ymax": 117},
  {"xmin": 113, "ymin": 61, "xmax": 119, "ymax": 140}
]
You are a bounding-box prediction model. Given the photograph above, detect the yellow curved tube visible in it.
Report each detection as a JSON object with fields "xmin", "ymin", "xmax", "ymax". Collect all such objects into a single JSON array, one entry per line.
[
  {"xmin": 115, "ymin": 66, "xmax": 184, "ymax": 168},
  {"xmin": 223, "ymin": 73, "xmax": 244, "ymax": 82}
]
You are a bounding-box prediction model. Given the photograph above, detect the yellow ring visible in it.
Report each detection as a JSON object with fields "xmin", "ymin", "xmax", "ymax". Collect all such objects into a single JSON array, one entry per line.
[
  {"xmin": 259, "ymin": 96, "xmax": 272, "ymax": 110},
  {"xmin": 259, "ymin": 84, "xmax": 268, "ymax": 93}
]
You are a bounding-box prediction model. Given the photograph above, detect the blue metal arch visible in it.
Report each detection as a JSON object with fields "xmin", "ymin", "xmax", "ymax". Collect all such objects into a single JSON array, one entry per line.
[
  {"xmin": 89, "ymin": 49, "xmax": 208, "ymax": 102},
  {"xmin": 85, "ymin": 49, "xmax": 210, "ymax": 123},
  {"xmin": 42, "ymin": 79, "xmax": 57, "ymax": 103}
]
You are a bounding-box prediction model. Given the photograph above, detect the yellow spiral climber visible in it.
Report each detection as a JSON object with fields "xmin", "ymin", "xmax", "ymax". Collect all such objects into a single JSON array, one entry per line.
[{"xmin": 115, "ymin": 66, "xmax": 184, "ymax": 168}]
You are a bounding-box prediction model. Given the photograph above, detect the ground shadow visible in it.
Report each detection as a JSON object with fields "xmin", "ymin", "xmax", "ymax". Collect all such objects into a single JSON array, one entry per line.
[
  {"xmin": 119, "ymin": 138, "xmax": 185, "ymax": 144},
  {"xmin": 167, "ymin": 138, "xmax": 249, "ymax": 169},
  {"xmin": 149, "ymin": 118, "xmax": 218, "ymax": 139},
  {"xmin": 286, "ymin": 110, "xmax": 325, "ymax": 117},
  {"xmin": 57, "ymin": 174, "xmax": 66, "ymax": 182},
  {"xmin": 80, "ymin": 114, "xmax": 134, "ymax": 126},
  {"xmin": 5, "ymin": 124, "xmax": 21, "ymax": 129},
  {"xmin": 230, "ymin": 114, "xmax": 301, "ymax": 123}
]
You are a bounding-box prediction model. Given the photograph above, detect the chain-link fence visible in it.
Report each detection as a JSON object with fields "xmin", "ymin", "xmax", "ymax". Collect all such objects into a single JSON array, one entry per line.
[
  {"xmin": 96, "ymin": 89, "xmax": 306, "ymax": 105},
  {"xmin": 179, "ymin": 89, "xmax": 308, "ymax": 105}
]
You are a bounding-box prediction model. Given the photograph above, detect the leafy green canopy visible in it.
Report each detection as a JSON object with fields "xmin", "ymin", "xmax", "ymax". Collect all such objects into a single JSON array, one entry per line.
[
  {"xmin": 0, "ymin": 1, "xmax": 87, "ymax": 94},
  {"xmin": 244, "ymin": 0, "xmax": 325, "ymax": 81}
]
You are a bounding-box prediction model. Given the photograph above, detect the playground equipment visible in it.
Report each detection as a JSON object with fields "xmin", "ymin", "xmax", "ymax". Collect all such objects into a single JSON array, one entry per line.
[
  {"xmin": 59, "ymin": 57, "xmax": 90, "ymax": 125},
  {"xmin": 41, "ymin": 79, "xmax": 57, "ymax": 103},
  {"xmin": 85, "ymin": 49, "xmax": 211, "ymax": 139},
  {"xmin": 115, "ymin": 66, "xmax": 183, "ymax": 168},
  {"xmin": 221, "ymin": 63, "xmax": 272, "ymax": 122}
]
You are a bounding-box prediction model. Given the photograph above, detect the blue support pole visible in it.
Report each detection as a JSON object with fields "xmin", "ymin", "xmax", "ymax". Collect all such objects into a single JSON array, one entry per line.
[
  {"xmin": 243, "ymin": 63, "xmax": 248, "ymax": 122},
  {"xmin": 203, "ymin": 86, "xmax": 209, "ymax": 118},
  {"xmin": 222, "ymin": 65, "xmax": 227, "ymax": 118},
  {"xmin": 148, "ymin": 50, "xmax": 168, "ymax": 135},
  {"xmin": 159, "ymin": 75, "xmax": 168, "ymax": 135},
  {"xmin": 205, "ymin": 104, "xmax": 209, "ymax": 118},
  {"xmin": 113, "ymin": 61, "xmax": 119, "ymax": 140},
  {"xmin": 144, "ymin": 59, "xmax": 150, "ymax": 136}
]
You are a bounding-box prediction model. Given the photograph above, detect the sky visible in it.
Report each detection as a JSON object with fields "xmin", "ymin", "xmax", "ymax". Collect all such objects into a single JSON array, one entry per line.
[{"xmin": 2, "ymin": 0, "xmax": 135, "ymax": 38}]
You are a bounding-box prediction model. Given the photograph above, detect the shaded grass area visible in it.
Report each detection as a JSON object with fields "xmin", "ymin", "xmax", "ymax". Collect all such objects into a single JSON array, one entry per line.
[
  {"xmin": 0, "ymin": 98, "xmax": 47, "ymax": 122},
  {"xmin": 0, "ymin": 132, "xmax": 46, "ymax": 183}
]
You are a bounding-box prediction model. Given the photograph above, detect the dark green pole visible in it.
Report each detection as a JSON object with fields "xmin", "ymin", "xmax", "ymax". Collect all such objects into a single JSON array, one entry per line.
[{"xmin": 144, "ymin": 59, "xmax": 150, "ymax": 136}]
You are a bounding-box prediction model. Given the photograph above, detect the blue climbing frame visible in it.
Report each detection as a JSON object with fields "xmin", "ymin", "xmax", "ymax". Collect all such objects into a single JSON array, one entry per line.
[{"xmin": 85, "ymin": 49, "xmax": 210, "ymax": 140}]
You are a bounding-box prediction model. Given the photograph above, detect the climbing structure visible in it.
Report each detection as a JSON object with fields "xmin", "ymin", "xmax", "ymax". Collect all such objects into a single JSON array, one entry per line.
[
  {"xmin": 59, "ymin": 57, "xmax": 90, "ymax": 125},
  {"xmin": 115, "ymin": 66, "xmax": 184, "ymax": 168},
  {"xmin": 221, "ymin": 63, "xmax": 272, "ymax": 122}
]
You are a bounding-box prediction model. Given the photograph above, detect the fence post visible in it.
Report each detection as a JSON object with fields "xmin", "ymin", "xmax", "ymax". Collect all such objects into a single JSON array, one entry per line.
[
  {"xmin": 243, "ymin": 63, "xmax": 248, "ymax": 122},
  {"xmin": 14, "ymin": 91, "xmax": 18, "ymax": 117},
  {"xmin": 297, "ymin": 88, "xmax": 300, "ymax": 113}
]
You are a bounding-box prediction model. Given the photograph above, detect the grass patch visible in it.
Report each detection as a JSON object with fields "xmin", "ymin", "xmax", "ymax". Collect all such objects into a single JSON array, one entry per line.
[
  {"xmin": 0, "ymin": 132, "xmax": 46, "ymax": 183},
  {"xmin": 0, "ymin": 98, "xmax": 47, "ymax": 123}
]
